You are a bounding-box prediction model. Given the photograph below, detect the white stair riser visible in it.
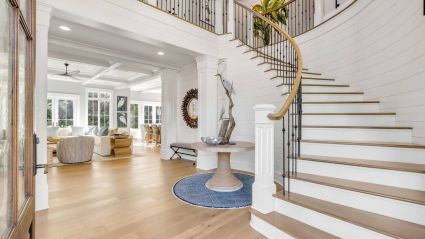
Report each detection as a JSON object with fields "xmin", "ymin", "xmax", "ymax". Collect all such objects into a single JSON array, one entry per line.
[
  {"xmin": 288, "ymin": 180, "xmax": 425, "ymax": 225},
  {"xmin": 298, "ymin": 160, "xmax": 425, "ymax": 191},
  {"xmin": 301, "ymin": 142, "xmax": 425, "ymax": 164},
  {"xmin": 303, "ymin": 86, "xmax": 353, "ymax": 93},
  {"xmin": 303, "ymin": 103, "xmax": 380, "ymax": 113},
  {"xmin": 274, "ymin": 198, "xmax": 392, "ymax": 239},
  {"xmin": 302, "ymin": 128, "xmax": 412, "ymax": 143},
  {"xmin": 302, "ymin": 79, "xmax": 337, "ymax": 85},
  {"xmin": 302, "ymin": 115, "xmax": 396, "ymax": 126},
  {"xmin": 302, "ymin": 94, "xmax": 365, "ymax": 101},
  {"xmin": 250, "ymin": 215, "xmax": 296, "ymax": 239}
]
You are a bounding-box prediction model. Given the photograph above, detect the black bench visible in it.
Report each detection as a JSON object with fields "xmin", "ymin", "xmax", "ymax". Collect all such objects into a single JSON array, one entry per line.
[{"xmin": 170, "ymin": 143, "xmax": 197, "ymax": 166}]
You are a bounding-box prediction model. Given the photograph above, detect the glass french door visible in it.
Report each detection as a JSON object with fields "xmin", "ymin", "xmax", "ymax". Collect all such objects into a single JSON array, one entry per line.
[{"xmin": 0, "ymin": 0, "xmax": 36, "ymax": 239}]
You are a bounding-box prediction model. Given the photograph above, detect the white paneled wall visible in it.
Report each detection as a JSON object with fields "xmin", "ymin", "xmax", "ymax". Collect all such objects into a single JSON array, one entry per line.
[{"xmin": 296, "ymin": 0, "xmax": 425, "ymax": 143}]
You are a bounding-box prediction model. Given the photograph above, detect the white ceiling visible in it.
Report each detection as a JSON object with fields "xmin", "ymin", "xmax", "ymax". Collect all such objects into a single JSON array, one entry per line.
[{"xmin": 47, "ymin": 16, "xmax": 196, "ymax": 92}]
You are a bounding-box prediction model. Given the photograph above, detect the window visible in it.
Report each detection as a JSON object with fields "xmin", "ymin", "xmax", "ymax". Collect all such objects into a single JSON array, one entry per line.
[
  {"xmin": 155, "ymin": 106, "xmax": 162, "ymax": 124},
  {"xmin": 130, "ymin": 102, "xmax": 161, "ymax": 127},
  {"xmin": 130, "ymin": 104, "xmax": 139, "ymax": 129},
  {"xmin": 57, "ymin": 99, "xmax": 74, "ymax": 127},
  {"xmin": 87, "ymin": 90, "xmax": 111, "ymax": 128},
  {"xmin": 144, "ymin": 105, "xmax": 153, "ymax": 124},
  {"xmin": 47, "ymin": 98, "xmax": 53, "ymax": 126},
  {"xmin": 47, "ymin": 93, "xmax": 79, "ymax": 127}
]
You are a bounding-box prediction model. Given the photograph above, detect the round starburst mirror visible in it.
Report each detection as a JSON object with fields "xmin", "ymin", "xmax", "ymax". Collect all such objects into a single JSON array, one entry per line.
[{"xmin": 182, "ymin": 89, "xmax": 198, "ymax": 128}]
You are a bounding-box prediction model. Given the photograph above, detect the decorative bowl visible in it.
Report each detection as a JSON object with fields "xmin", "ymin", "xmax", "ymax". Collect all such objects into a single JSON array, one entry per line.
[{"xmin": 201, "ymin": 136, "xmax": 223, "ymax": 145}]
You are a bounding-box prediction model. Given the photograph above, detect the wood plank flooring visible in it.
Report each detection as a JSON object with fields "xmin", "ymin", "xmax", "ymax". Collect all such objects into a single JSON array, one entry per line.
[{"xmin": 35, "ymin": 146, "xmax": 263, "ymax": 239}]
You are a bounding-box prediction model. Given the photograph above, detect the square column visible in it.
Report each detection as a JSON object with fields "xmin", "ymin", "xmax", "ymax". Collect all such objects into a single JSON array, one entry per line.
[
  {"xmin": 35, "ymin": 3, "xmax": 52, "ymax": 211},
  {"xmin": 252, "ymin": 104, "xmax": 277, "ymax": 214},
  {"xmin": 160, "ymin": 69, "xmax": 179, "ymax": 159},
  {"xmin": 196, "ymin": 56, "xmax": 219, "ymax": 170}
]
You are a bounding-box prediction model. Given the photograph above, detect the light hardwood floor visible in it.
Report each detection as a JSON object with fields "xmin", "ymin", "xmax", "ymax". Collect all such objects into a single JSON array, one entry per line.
[{"xmin": 36, "ymin": 146, "xmax": 264, "ymax": 239}]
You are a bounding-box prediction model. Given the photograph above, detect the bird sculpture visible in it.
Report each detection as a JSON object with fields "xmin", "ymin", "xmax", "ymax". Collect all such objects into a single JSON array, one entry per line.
[{"xmin": 216, "ymin": 59, "xmax": 235, "ymax": 145}]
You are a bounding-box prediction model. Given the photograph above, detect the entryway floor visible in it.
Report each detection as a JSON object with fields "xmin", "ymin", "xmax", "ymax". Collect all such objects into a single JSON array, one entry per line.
[{"xmin": 35, "ymin": 146, "xmax": 264, "ymax": 239}]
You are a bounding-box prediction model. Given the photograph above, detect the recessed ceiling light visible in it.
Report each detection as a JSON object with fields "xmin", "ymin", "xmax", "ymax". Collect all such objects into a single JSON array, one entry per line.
[
  {"xmin": 59, "ymin": 25, "xmax": 71, "ymax": 31},
  {"xmin": 157, "ymin": 51, "xmax": 165, "ymax": 56}
]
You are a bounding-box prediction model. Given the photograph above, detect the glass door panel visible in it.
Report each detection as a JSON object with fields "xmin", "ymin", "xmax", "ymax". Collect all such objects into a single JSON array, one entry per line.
[
  {"xmin": 17, "ymin": 25, "xmax": 29, "ymax": 212},
  {"xmin": 0, "ymin": 0, "xmax": 11, "ymax": 236}
]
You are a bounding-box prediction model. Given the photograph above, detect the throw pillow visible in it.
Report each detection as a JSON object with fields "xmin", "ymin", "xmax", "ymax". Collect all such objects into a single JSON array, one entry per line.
[
  {"xmin": 98, "ymin": 127, "xmax": 109, "ymax": 136},
  {"xmin": 72, "ymin": 126, "xmax": 85, "ymax": 136},
  {"xmin": 46, "ymin": 127, "xmax": 59, "ymax": 137}
]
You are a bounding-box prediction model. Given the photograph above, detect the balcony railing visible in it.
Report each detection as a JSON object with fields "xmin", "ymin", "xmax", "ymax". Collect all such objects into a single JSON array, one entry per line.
[{"xmin": 141, "ymin": 0, "xmax": 229, "ymax": 34}]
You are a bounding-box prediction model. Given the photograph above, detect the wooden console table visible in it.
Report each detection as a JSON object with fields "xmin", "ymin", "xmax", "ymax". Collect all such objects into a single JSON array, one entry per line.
[
  {"xmin": 111, "ymin": 137, "xmax": 133, "ymax": 156},
  {"xmin": 192, "ymin": 141, "xmax": 254, "ymax": 192}
]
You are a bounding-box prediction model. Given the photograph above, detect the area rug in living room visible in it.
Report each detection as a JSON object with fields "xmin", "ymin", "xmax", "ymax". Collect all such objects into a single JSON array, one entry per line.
[{"xmin": 172, "ymin": 173, "xmax": 254, "ymax": 209}]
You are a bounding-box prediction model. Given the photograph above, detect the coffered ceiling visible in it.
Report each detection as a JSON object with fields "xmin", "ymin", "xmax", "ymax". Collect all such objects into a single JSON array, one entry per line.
[{"xmin": 47, "ymin": 16, "xmax": 196, "ymax": 93}]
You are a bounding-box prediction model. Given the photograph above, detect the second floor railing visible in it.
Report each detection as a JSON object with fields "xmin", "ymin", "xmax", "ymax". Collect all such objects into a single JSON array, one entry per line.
[{"xmin": 141, "ymin": 0, "xmax": 229, "ymax": 34}]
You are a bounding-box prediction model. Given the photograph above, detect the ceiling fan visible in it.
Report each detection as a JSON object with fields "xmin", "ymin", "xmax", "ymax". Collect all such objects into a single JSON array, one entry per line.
[{"xmin": 54, "ymin": 63, "xmax": 82, "ymax": 81}]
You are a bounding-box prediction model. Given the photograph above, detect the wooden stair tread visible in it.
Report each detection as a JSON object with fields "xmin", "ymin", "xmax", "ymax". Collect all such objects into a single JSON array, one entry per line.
[
  {"xmin": 292, "ymin": 173, "xmax": 425, "ymax": 205},
  {"xmin": 300, "ymin": 112, "xmax": 396, "ymax": 115},
  {"xmin": 303, "ymin": 92, "xmax": 364, "ymax": 95},
  {"xmin": 277, "ymin": 83, "xmax": 349, "ymax": 87},
  {"xmin": 251, "ymin": 209, "xmax": 340, "ymax": 239},
  {"xmin": 274, "ymin": 191, "xmax": 425, "ymax": 239},
  {"xmin": 303, "ymin": 101, "xmax": 379, "ymax": 104},
  {"xmin": 299, "ymin": 154, "xmax": 425, "ymax": 173},
  {"xmin": 302, "ymin": 139, "xmax": 425, "ymax": 149},
  {"xmin": 303, "ymin": 84, "xmax": 349, "ymax": 87},
  {"xmin": 302, "ymin": 125, "xmax": 412, "ymax": 130},
  {"xmin": 302, "ymin": 76, "xmax": 335, "ymax": 81}
]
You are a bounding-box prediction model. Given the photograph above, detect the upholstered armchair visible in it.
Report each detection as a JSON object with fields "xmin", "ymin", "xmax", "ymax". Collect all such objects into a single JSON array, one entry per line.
[{"xmin": 57, "ymin": 136, "xmax": 95, "ymax": 164}]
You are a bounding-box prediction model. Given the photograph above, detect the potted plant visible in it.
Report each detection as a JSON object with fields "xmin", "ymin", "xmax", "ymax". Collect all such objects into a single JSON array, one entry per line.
[{"xmin": 252, "ymin": 0, "xmax": 289, "ymax": 46}]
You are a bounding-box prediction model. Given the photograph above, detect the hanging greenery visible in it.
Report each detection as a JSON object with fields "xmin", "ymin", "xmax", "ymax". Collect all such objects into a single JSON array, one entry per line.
[{"xmin": 252, "ymin": 0, "xmax": 289, "ymax": 46}]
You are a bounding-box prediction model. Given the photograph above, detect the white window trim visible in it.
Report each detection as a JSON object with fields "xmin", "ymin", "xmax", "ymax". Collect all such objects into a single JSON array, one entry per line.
[
  {"xmin": 130, "ymin": 101, "xmax": 161, "ymax": 128},
  {"xmin": 85, "ymin": 88, "xmax": 113, "ymax": 128},
  {"xmin": 47, "ymin": 92, "xmax": 80, "ymax": 126}
]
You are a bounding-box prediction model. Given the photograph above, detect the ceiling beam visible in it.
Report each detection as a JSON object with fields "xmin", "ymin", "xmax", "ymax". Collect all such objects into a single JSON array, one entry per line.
[
  {"xmin": 82, "ymin": 63, "xmax": 122, "ymax": 85},
  {"xmin": 49, "ymin": 36, "xmax": 181, "ymax": 71},
  {"xmin": 114, "ymin": 72, "xmax": 161, "ymax": 90}
]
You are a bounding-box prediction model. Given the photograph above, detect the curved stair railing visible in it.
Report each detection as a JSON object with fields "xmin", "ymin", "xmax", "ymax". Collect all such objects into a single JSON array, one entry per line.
[{"xmin": 233, "ymin": 1, "xmax": 303, "ymax": 194}]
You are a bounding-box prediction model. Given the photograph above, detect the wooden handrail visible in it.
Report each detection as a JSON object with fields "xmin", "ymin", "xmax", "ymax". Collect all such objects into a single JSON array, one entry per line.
[{"xmin": 235, "ymin": 2, "xmax": 303, "ymax": 121}]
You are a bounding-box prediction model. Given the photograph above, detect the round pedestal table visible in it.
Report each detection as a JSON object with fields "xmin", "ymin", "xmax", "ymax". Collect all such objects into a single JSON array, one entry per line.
[{"xmin": 192, "ymin": 141, "xmax": 254, "ymax": 192}]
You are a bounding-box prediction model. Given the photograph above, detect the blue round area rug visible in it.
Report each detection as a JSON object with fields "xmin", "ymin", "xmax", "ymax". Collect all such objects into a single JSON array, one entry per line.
[{"xmin": 173, "ymin": 173, "xmax": 254, "ymax": 209}]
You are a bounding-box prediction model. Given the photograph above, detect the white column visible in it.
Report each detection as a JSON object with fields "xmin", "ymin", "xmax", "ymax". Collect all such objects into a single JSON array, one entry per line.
[
  {"xmin": 196, "ymin": 56, "xmax": 219, "ymax": 170},
  {"xmin": 35, "ymin": 3, "xmax": 52, "ymax": 211},
  {"xmin": 160, "ymin": 69, "xmax": 179, "ymax": 159},
  {"xmin": 215, "ymin": 0, "xmax": 224, "ymax": 34},
  {"xmin": 314, "ymin": 0, "xmax": 325, "ymax": 26},
  {"xmin": 252, "ymin": 104, "xmax": 277, "ymax": 214},
  {"xmin": 227, "ymin": 0, "xmax": 235, "ymax": 35}
]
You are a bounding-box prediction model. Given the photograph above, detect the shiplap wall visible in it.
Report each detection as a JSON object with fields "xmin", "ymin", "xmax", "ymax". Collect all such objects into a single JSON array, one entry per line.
[{"xmin": 296, "ymin": 0, "xmax": 425, "ymax": 143}]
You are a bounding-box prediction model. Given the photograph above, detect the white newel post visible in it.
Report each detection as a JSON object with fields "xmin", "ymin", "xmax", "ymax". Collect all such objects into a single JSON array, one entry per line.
[
  {"xmin": 35, "ymin": 3, "xmax": 52, "ymax": 211},
  {"xmin": 160, "ymin": 69, "xmax": 179, "ymax": 160},
  {"xmin": 252, "ymin": 104, "xmax": 277, "ymax": 214},
  {"xmin": 196, "ymin": 56, "xmax": 219, "ymax": 170},
  {"xmin": 314, "ymin": 0, "xmax": 325, "ymax": 26}
]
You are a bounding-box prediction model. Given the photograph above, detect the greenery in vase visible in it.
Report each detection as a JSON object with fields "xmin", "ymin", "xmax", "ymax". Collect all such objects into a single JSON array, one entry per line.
[{"xmin": 252, "ymin": 0, "xmax": 289, "ymax": 46}]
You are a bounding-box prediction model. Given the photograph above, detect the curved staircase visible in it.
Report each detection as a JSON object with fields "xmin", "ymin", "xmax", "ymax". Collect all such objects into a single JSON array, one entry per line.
[{"xmin": 141, "ymin": 0, "xmax": 425, "ymax": 237}]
